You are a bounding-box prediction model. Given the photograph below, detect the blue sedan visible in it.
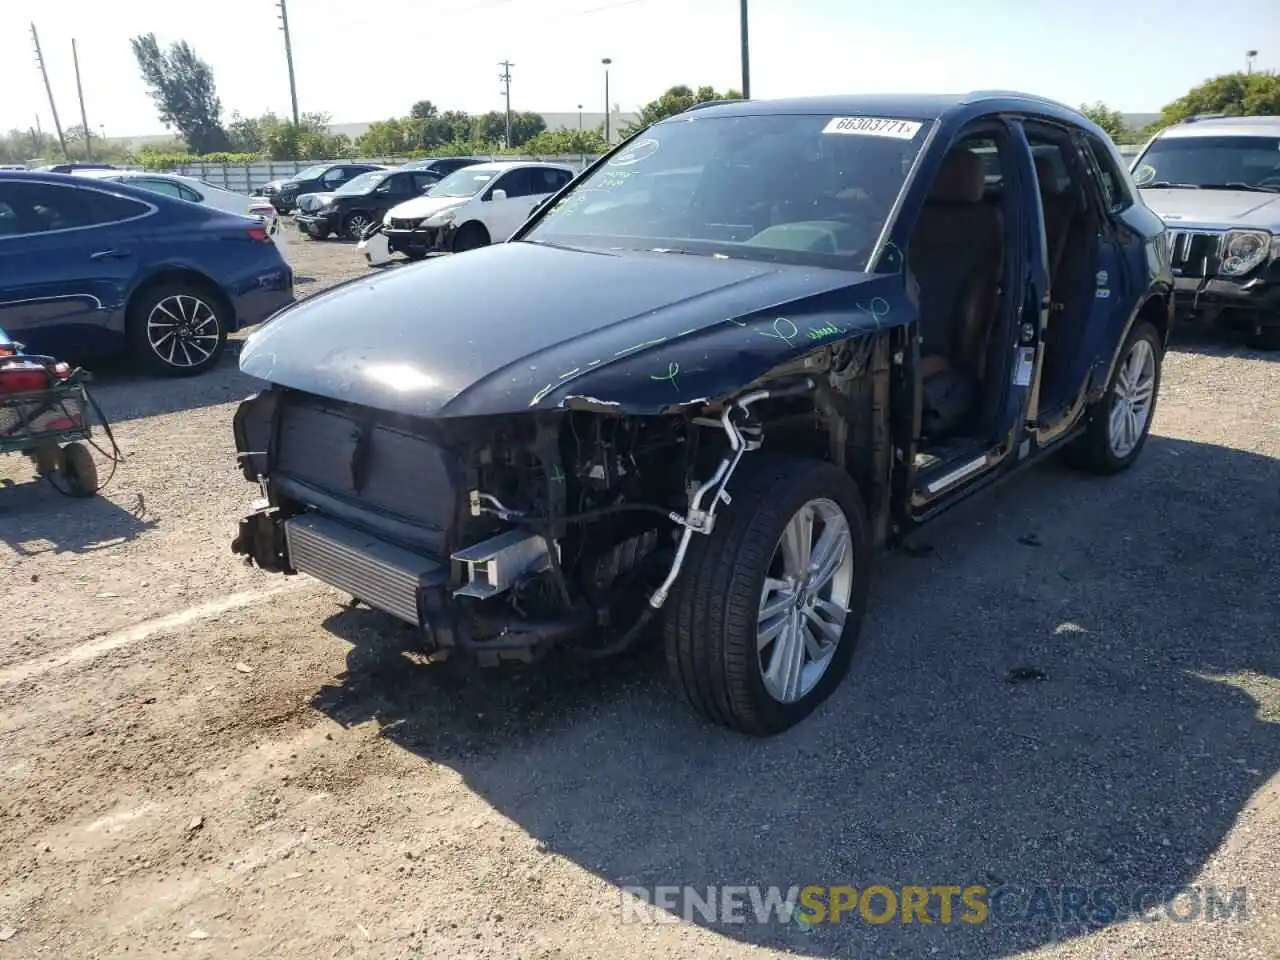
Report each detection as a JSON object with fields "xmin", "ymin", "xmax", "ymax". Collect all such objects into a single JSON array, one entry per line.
[{"xmin": 0, "ymin": 171, "xmax": 293, "ymax": 376}]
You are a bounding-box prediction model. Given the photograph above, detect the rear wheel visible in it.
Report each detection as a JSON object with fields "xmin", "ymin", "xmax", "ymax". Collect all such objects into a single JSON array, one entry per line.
[
  {"xmin": 452, "ymin": 222, "xmax": 490, "ymax": 253},
  {"xmin": 1066, "ymin": 321, "xmax": 1162, "ymax": 474},
  {"xmin": 403, "ymin": 250, "xmax": 428, "ymax": 262},
  {"xmin": 664, "ymin": 454, "xmax": 871, "ymax": 736},
  {"xmin": 127, "ymin": 282, "xmax": 228, "ymax": 377}
]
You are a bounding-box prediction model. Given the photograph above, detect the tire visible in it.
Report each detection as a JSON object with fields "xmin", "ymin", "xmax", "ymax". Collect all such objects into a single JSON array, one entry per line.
[
  {"xmin": 60, "ymin": 442, "xmax": 98, "ymax": 497},
  {"xmin": 452, "ymin": 222, "xmax": 490, "ymax": 253},
  {"xmin": 663, "ymin": 453, "xmax": 871, "ymax": 736},
  {"xmin": 341, "ymin": 211, "xmax": 373, "ymax": 241},
  {"xmin": 1066, "ymin": 321, "xmax": 1163, "ymax": 474},
  {"xmin": 403, "ymin": 250, "xmax": 428, "ymax": 262},
  {"xmin": 1246, "ymin": 325, "xmax": 1280, "ymax": 351},
  {"xmin": 127, "ymin": 282, "xmax": 228, "ymax": 377}
]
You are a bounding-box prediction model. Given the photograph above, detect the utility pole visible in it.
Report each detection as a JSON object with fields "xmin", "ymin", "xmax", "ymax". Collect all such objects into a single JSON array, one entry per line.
[
  {"xmin": 498, "ymin": 60, "xmax": 514, "ymax": 148},
  {"xmin": 30, "ymin": 23, "xmax": 68, "ymax": 160},
  {"xmin": 602, "ymin": 58, "xmax": 612, "ymax": 144},
  {"xmin": 277, "ymin": 0, "xmax": 300, "ymax": 127},
  {"xmin": 71, "ymin": 38, "xmax": 93, "ymax": 161},
  {"xmin": 739, "ymin": 0, "xmax": 750, "ymax": 98}
]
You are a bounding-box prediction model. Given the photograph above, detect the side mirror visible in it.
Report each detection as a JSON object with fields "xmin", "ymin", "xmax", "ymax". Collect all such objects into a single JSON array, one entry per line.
[{"xmin": 490, "ymin": 188, "xmax": 507, "ymax": 202}]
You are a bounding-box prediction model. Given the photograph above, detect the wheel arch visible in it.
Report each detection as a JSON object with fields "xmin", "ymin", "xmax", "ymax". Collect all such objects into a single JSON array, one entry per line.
[
  {"xmin": 127, "ymin": 268, "xmax": 237, "ymax": 332},
  {"xmin": 1089, "ymin": 291, "xmax": 1172, "ymax": 399}
]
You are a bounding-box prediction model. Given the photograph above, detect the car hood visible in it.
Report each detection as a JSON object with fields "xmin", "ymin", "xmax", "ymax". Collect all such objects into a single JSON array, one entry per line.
[
  {"xmin": 1140, "ymin": 188, "xmax": 1280, "ymax": 231},
  {"xmin": 385, "ymin": 195, "xmax": 469, "ymax": 221},
  {"xmin": 239, "ymin": 241, "xmax": 904, "ymax": 418}
]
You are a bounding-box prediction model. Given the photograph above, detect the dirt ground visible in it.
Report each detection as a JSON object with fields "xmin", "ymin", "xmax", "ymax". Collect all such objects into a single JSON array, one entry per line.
[{"xmin": 1, "ymin": 223, "xmax": 1277, "ymax": 960}]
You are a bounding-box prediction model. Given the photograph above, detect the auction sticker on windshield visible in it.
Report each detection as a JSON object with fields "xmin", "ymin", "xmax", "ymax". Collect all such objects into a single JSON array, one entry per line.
[
  {"xmin": 609, "ymin": 138, "xmax": 660, "ymax": 166},
  {"xmin": 823, "ymin": 117, "xmax": 922, "ymax": 139}
]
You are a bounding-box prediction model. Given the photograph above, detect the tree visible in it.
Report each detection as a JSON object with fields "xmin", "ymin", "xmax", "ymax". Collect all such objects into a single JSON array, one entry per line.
[
  {"xmin": 409, "ymin": 100, "xmax": 438, "ymax": 120},
  {"xmin": 626, "ymin": 85, "xmax": 743, "ymax": 134},
  {"xmin": 1154, "ymin": 70, "xmax": 1280, "ymax": 129},
  {"xmin": 1079, "ymin": 101, "xmax": 1134, "ymax": 144},
  {"xmin": 470, "ymin": 110, "xmax": 546, "ymax": 147},
  {"xmin": 130, "ymin": 33, "xmax": 230, "ymax": 154}
]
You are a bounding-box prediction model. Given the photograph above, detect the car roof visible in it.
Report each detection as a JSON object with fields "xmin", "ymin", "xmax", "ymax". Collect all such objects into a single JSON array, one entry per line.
[
  {"xmin": 1156, "ymin": 115, "xmax": 1280, "ymax": 139},
  {"xmin": 667, "ymin": 90, "xmax": 1091, "ymax": 125}
]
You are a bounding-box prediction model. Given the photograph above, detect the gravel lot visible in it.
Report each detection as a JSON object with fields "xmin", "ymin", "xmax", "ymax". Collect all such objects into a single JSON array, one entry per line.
[{"xmin": 1, "ymin": 223, "xmax": 1277, "ymax": 959}]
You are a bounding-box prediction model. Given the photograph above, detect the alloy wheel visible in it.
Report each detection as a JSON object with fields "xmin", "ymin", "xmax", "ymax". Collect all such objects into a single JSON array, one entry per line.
[
  {"xmin": 757, "ymin": 497, "xmax": 855, "ymax": 704},
  {"xmin": 146, "ymin": 294, "xmax": 221, "ymax": 369},
  {"xmin": 346, "ymin": 215, "xmax": 371, "ymax": 239},
  {"xmin": 1108, "ymin": 338, "xmax": 1156, "ymax": 458}
]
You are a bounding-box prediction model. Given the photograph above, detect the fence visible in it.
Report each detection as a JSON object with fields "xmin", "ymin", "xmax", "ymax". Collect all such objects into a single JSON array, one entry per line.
[
  {"xmin": 172, "ymin": 155, "xmax": 602, "ymax": 194},
  {"xmin": 170, "ymin": 144, "xmax": 1144, "ymax": 196}
]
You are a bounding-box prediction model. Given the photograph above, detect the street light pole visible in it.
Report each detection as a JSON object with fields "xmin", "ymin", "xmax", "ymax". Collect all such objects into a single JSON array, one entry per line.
[
  {"xmin": 602, "ymin": 58, "xmax": 612, "ymax": 144},
  {"xmin": 577, "ymin": 104, "xmax": 583, "ymax": 131},
  {"xmin": 739, "ymin": 0, "xmax": 750, "ymax": 98},
  {"xmin": 1246, "ymin": 49, "xmax": 1257, "ymax": 75}
]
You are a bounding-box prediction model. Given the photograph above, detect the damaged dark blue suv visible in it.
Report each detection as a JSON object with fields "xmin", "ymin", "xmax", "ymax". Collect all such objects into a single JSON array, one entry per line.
[{"xmin": 231, "ymin": 91, "xmax": 1173, "ymax": 735}]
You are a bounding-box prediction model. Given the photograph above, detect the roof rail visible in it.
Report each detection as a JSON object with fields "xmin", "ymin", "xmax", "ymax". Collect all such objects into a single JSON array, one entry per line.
[
  {"xmin": 681, "ymin": 98, "xmax": 747, "ymax": 114},
  {"xmin": 1178, "ymin": 113, "xmax": 1230, "ymax": 124}
]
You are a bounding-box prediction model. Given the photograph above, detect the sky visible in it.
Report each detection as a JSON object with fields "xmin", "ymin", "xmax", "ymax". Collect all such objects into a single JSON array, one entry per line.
[{"xmin": 0, "ymin": 0, "xmax": 1275, "ymax": 138}]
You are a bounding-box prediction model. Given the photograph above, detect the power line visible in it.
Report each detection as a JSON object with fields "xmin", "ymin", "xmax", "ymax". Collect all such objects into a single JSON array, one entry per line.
[
  {"xmin": 30, "ymin": 22, "xmax": 68, "ymax": 160},
  {"xmin": 277, "ymin": 0, "xmax": 300, "ymax": 126},
  {"xmin": 498, "ymin": 60, "xmax": 514, "ymax": 147}
]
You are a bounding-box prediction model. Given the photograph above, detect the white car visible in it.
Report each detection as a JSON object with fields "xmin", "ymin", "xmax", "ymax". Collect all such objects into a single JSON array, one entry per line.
[
  {"xmin": 380, "ymin": 160, "xmax": 575, "ymax": 260},
  {"xmin": 71, "ymin": 169, "xmax": 288, "ymax": 260}
]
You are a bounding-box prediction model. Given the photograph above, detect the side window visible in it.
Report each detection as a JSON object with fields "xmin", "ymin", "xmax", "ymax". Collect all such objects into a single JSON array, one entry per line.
[
  {"xmin": 0, "ymin": 182, "xmax": 147, "ymax": 235},
  {"xmin": 377, "ymin": 174, "xmax": 412, "ymax": 195},
  {"xmin": 491, "ymin": 169, "xmax": 532, "ymax": 199},
  {"xmin": 529, "ymin": 168, "xmax": 570, "ymax": 195},
  {"xmin": 320, "ymin": 167, "xmax": 346, "ymax": 187},
  {"xmin": 411, "ymin": 172, "xmax": 440, "ymax": 192},
  {"xmin": 134, "ymin": 178, "xmax": 184, "ymax": 199},
  {"xmin": 1083, "ymin": 136, "xmax": 1132, "ymax": 213},
  {"xmin": 178, "ymin": 184, "xmax": 203, "ymax": 203},
  {"xmin": 0, "ymin": 200, "xmax": 18, "ymax": 237},
  {"xmin": 965, "ymin": 138, "xmax": 1002, "ymax": 191}
]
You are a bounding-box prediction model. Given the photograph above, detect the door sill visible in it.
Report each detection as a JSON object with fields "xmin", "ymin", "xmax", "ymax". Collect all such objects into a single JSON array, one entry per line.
[{"xmin": 913, "ymin": 440, "xmax": 993, "ymax": 497}]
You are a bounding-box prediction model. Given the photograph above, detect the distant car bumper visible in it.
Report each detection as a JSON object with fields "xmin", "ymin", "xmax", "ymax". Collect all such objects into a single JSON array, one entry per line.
[
  {"xmin": 384, "ymin": 224, "xmax": 455, "ymax": 255},
  {"xmin": 274, "ymin": 194, "xmax": 300, "ymax": 213},
  {"xmin": 1173, "ymin": 268, "xmax": 1280, "ymax": 332},
  {"xmin": 232, "ymin": 263, "xmax": 295, "ymax": 330},
  {"xmin": 294, "ymin": 212, "xmax": 337, "ymax": 238}
]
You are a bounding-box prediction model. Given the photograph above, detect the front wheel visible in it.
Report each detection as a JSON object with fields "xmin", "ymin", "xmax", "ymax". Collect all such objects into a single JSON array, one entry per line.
[
  {"xmin": 342, "ymin": 212, "xmax": 373, "ymax": 241},
  {"xmin": 664, "ymin": 454, "xmax": 871, "ymax": 736},
  {"xmin": 127, "ymin": 283, "xmax": 228, "ymax": 377},
  {"xmin": 403, "ymin": 250, "xmax": 428, "ymax": 262},
  {"xmin": 451, "ymin": 222, "xmax": 490, "ymax": 253},
  {"xmin": 1066, "ymin": 321, "xmax": 1163, "ymax": 474}
]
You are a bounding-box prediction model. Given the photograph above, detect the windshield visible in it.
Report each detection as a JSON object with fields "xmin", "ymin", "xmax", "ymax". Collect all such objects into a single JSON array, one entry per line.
[
  {"xmin": 294, "ymin": 164, "xmax": 329, "ymax": 181},
  {"xmin": 429, "ymin": 167, "xmax": 499, "ymax": 198},
  {"xmin": 335, "ymin": 171, "xmax": 388, "ymax": 195},
  {"xmin": 1133, "ymin": 135, "xmax": 1280, "ymax": 190},
  {"xmin": 523, "ymin": 114, "xmax": 931, "ymax": 269}
]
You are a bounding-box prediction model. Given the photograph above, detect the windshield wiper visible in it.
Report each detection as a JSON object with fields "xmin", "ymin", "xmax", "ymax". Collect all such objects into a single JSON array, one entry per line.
[
  {"xmin": 1198, "ymin": 182, "xmax": 1280, "ymax": 193},
  {"xmin": 1142, "ymin": 181, "xmax": 1200, "ymax": 189}
]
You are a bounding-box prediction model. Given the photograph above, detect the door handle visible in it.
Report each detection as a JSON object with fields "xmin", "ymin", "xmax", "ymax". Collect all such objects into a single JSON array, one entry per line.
[{"xmin": 90, "ymin": 249, "xmax": 131, "ymax": 260}]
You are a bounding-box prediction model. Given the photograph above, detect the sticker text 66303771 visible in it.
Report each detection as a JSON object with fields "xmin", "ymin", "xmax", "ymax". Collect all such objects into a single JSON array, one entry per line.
[{"xmin": 822, "ymin": 117, "xmax": 923, "ymax": 140}]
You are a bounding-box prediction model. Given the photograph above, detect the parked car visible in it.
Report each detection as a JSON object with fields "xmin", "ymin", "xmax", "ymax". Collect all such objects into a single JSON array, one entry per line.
[
  {"xmin": 1130, "ymin": 114, "xmax": 1280, "ymax": 349},
  {"xmin": 397, "ymin": 157, "xmax": 484, "ymax": 179},
  {"xmin": 294, "ymin": 168, "xmax": 444, "ymax": 241},
  {"xmin": 35, "ymin": 162, "xmax": 117, "ymax": 174},
  {"xmin": 257, "ymin": 162, "xmax": 387, "ymax": 214},
  {"xmin": 381, "ymin": 160, "xmax": 575, "ymax": 258},
  {"xmin": 0, "ymin": 171, "xmax": 293, "ymax": 376},
  {"xmin": 230, "ymin": 92, "xmax": 1171, "ymax": 735},
  {"xmin": 72, "ymin": 169, "xmax": 279, "ymax": 226}
]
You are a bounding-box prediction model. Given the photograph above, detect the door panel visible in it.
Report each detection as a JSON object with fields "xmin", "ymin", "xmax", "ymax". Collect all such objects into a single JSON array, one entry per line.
[
  {"xmin": 0, "ymin": 182, "xmax": 154, "ymax": 358},
  {"xmin": 482, "ymin": 170, "xmax": 534, "ymax": 240}
]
